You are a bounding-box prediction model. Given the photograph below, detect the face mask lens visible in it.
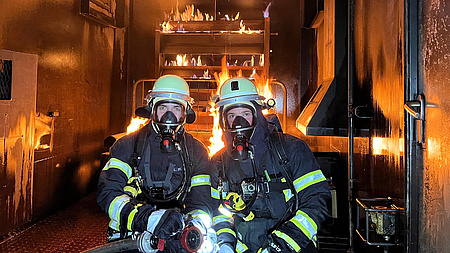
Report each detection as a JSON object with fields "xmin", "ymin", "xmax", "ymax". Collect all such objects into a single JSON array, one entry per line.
[
  {"xmin": 154, "ymin": 102, "xmax": 185, "ymax": 124},
  {"xmin": 231, "ymin": 116, "xmax": 251, "ymax": 129}
]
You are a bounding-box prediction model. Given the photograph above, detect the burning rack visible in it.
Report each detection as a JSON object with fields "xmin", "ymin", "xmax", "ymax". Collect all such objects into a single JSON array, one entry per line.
[
  {"xmin": 155, "ymin": 19, "xmax": 271, "ymax": 78},
  {"xmin": 151, "ymin": 18, "xmax": 273, "ymax": 139}
]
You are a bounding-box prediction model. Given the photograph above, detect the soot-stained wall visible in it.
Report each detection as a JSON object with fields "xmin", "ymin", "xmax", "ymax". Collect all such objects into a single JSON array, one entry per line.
[{"xmin": 0, "ymin": 0, "xmax": 127, "ymax": 237}]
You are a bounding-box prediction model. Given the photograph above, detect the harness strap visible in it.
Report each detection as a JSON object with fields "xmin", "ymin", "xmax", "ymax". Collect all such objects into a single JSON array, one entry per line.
[{"xmin": 267, "ymin": 131, "xmax": 298, "ymax": 234}]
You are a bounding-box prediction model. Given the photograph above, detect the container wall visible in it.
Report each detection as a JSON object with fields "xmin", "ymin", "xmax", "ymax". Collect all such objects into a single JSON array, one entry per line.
[
  {"xmin": 419, "ymin": 0, "xmax": 450, "ymax": 252},
  {"xmin": 0, "ymin": 0, "xmax": 127, "ymax": 236}
]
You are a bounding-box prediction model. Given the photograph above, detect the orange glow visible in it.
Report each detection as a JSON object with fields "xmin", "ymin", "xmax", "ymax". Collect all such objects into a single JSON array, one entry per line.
[
  {"xmin": 35, "ymin": 114, "xmax": 52, "ymax": 150},
  {"xmin": 127, "ymin": 117, "xmax": 149, "ymax": 134},
  {"xmin": 372, "ymin": 137, "xmax": 404, "ymax": 156},
  {"xmin": 372, "ymin": 137, "xmax": 384, "ymax": 155}
]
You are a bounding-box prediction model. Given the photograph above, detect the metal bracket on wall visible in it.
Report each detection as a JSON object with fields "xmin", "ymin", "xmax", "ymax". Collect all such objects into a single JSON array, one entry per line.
[{"xmin": 404, "ymin": 94, "xmax": 437, "ymax": 149}]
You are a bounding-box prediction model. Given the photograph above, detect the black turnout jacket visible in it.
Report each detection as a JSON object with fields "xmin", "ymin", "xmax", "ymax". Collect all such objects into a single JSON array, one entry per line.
[
  {"xmin": 97, "ymin": 124, "xmax": 214, "ymax": 236},
  {"xmin": 211, "ymin": 113, "xmax": 332, "ymax": 253}
]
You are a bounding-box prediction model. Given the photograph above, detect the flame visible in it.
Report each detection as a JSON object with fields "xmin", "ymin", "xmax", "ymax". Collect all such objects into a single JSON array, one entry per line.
[
  {"xmin": 161, "ymin": 4, "xmax": 214, "ymax": 32},
  {"xmin": 160, "ymin": 4, "xmax": 260, "ymax": 34},
  {"xmin": 35, "ymin": 113, "xmax": 52, "ymax": 150},
  {"xmin": 165, "ymin": 54, "xmax": 204, "ymax": 67},
  {"xmin": 127, "ymin": 117, "xmax": 149, "ymax": 134}
]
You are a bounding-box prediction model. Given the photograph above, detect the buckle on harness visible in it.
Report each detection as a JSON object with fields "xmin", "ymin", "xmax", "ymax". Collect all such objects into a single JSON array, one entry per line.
[{"xmin": 264, "ymin": 181, "xmax": 270, "ymax": 193}]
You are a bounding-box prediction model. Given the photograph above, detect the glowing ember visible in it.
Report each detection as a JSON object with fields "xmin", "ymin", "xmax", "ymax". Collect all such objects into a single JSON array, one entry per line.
[{"xmin": 127, "ymin": 117, "xmax": 149, "ymax": 134}]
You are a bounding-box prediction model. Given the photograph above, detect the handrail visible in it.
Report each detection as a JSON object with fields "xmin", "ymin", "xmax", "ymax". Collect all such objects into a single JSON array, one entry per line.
[
  {"xmin": 270, "ymin": 80, "xmax": 287, "ymax": 131},
  {"xmin": 132, "ymin": 79, "xmax": 157, "ymax": 118}
]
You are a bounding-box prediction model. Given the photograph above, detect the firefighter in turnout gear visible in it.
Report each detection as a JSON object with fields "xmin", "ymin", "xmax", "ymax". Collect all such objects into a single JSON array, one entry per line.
[
  {"xmin": 210, "ymin": 77, "xmax": 332, "ymax": 253},
  {"xmin": 97, "ymin": 75, "xmax": 216, "ymax": 252}
]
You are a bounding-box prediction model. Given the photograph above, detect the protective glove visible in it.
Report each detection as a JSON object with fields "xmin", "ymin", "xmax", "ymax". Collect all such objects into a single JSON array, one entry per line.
[
  {"xmin": 259, "ymin": 234, "xmax": 318, "ymax": 253},
  {"xmin": 147, "ymin": 209, "xmax": 185, "ymax": 242},
  {"xmin": 218, "ymin": 243, "xmax": 234, "ymax": 253}
]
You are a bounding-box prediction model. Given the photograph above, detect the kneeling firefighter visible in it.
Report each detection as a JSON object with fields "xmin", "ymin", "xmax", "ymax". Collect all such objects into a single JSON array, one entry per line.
[
  {"xmin": 97, "ymin": 75, "xmax": 217, "ymax": 253},
  {"xmin": 210, "ymin": 77, "xmax": 332, "ymax": 253}
]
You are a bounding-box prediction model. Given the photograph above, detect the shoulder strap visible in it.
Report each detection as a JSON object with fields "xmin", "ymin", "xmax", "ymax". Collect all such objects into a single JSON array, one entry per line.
[
  {"xmin": 132, "ymin": 125, "xmax": 150, "ymax": 177},
  {"xmin": 268, "ymin": 132, "xmax": 299, "ymax": 233},
  {"xmin": 269, "ymin": 131, "xmax": 289, "ymax": 166}
]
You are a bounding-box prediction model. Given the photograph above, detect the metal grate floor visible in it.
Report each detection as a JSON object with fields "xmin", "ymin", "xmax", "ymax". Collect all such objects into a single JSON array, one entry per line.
[{"xmin": 0, "ymin": 193, "xmax": 109, "ymax": 253}]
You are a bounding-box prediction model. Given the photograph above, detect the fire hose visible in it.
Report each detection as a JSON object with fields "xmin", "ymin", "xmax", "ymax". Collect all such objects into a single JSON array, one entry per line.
[{"xmin": 83, "ymin": 219, "xmax": 214, "ymax": 253}]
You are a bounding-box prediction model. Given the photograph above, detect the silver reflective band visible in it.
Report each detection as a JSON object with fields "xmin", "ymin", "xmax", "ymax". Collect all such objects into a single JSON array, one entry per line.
[
  {"xmin": 149, "ymin": 91, "xmax": 193, "ymax": 103},
  {"xmin": 215, "ymin": 94, "xmax": 266, "ymax": 108},
  {"xmin": 147, "ymin": 209, "xmax": 167, "ymax": 233}
]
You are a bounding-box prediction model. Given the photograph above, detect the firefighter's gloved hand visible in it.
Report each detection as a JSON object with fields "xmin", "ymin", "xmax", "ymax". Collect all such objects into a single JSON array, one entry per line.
[
  {"xmin": 218, "ymin": 243, "xmax": 234, "ymax": 253},
  {"xmin": 147, "ymin": 209, "xmax": 185, "ymax": 240},
  {"xmin": 260, "ymin": 233, "xmax": 318, "ymax": 253},
  {"xmin": 258, "ymin": 233, "xmax": 292, "ymax": 253},
  {"xmin": 160, "ymin": 238, "xmax": 189, "ymax": 253}
]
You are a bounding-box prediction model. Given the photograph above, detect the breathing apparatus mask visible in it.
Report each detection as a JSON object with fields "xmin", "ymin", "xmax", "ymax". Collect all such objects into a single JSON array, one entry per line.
[
  {"xmin": 152, "ymin": 100, "xmax": 186, "ymax": 153},
  {"xmin": 223, "ymin": 104, "xmax": 256, "ymax": 161}
]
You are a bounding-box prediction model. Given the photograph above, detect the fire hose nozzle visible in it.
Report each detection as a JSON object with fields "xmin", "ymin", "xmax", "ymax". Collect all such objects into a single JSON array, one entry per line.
[{"xmin": 180, "ymin": 224, "xmax": 204, "ymax": 252}]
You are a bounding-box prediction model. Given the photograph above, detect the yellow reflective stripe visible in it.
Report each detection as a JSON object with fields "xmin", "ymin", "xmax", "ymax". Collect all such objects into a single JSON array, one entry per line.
[
  {"xmin": 264, "ymin": 170, "xmax": 271, "ymax": 182},
  {"xmin": 236, "ymin": 239, "xmax": 249, "ymax": 253},
  {"xmin": 212, "ymin": 214, "xmax": 233, "ymax": 225},
  {"xmin": 217, "ymin": 228, "xmax": 236, "ymax": 237},
  {"xmin": 281, "ymin": 178, "xmax": 294, "ymax": 201},
  {"xmin": 190, "ymin": 174, "xmax": 211, "ymax": 187},
  {"xmin": 211, "ymin": 187, "xmax": 220, "ymax": 199},
  {"xmin": 108, "ymin": 194, "xmax": 130, "ymax": 223},
  {"xmin": 273, "ymin": 230, "xmax": 301, "ymax": 252},
  {"xmin": 293, "ymin": 170, "xmax": 326, "ymax": 193},
  {"xmin": 124, "ymin": 186, "xmax": 138, "ymax": 197},
  {"xmin": 127, "ymin": 204, "xmax": 142, "ymax": 230},
  {"xmin": 187, "ymin": 209, "xmax": 208, "ymax": 219},
  {"xmin": 103, "ymin": 158, "xmax": 132, "ymax": 179},
  {"xmin": 290, "ymin": 210, "xmax": 318, "ymax": 246}
]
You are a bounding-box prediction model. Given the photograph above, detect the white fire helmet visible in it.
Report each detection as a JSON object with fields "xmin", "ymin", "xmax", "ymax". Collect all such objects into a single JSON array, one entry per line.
[{"xmin": 144, "ymin": 75, "xmax": 195, "ymax": 126}]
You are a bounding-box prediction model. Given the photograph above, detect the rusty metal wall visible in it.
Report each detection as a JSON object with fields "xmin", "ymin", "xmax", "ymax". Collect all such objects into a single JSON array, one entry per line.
[
  {"xmin": 0, "ymin": 50, "xmax": 38, "ymax": 238},
  {"xmin": 419, "ymin": 0, "xmax": 450, "ymax": 252},
  {"xmin": 353, "ymin": 0, "xmax": 405, "ymax": 199},
  {"xmin": 0, "ymin": 0, "xmax": 127, "ymax": 237}
]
